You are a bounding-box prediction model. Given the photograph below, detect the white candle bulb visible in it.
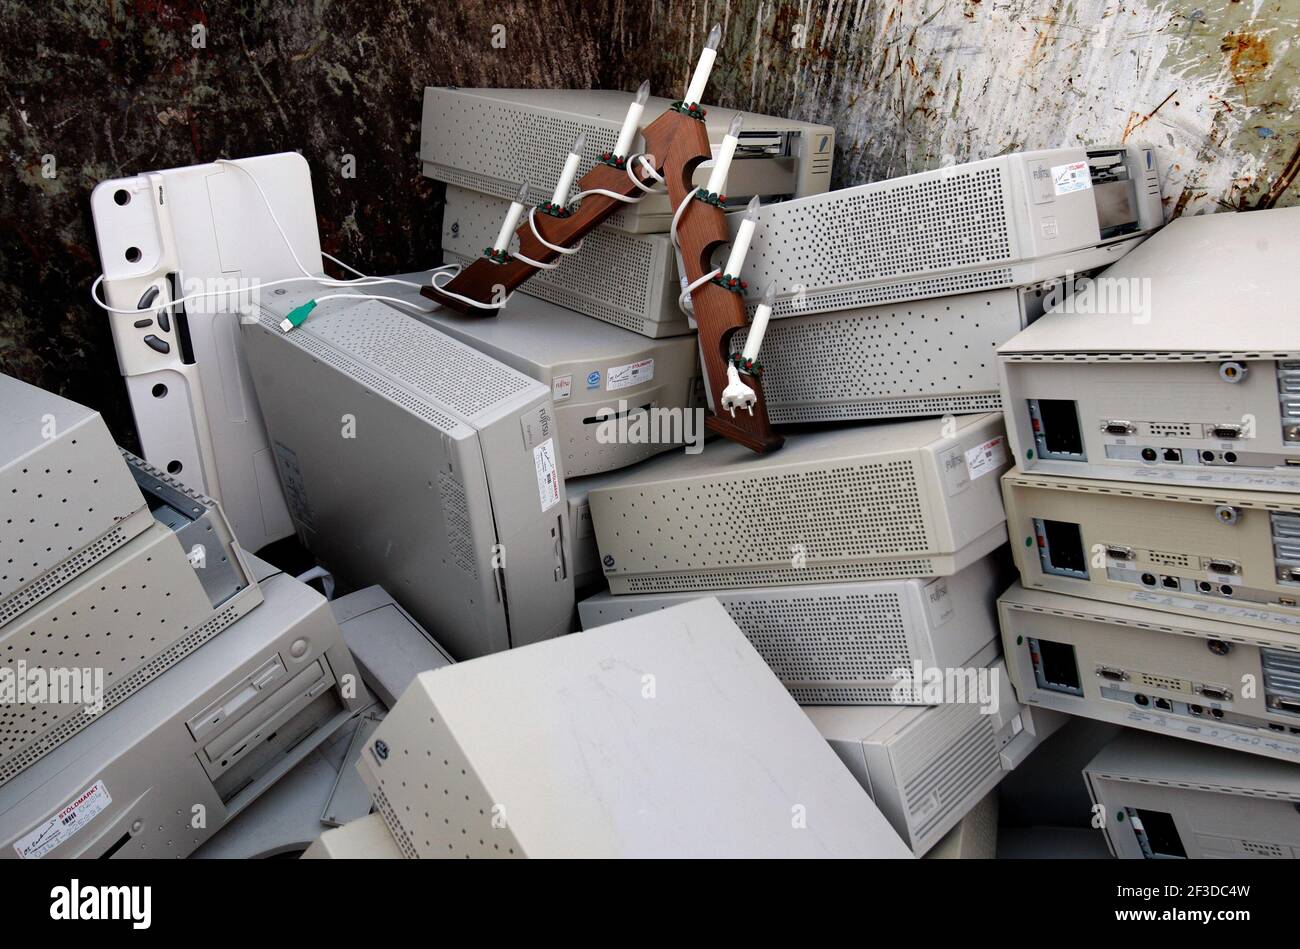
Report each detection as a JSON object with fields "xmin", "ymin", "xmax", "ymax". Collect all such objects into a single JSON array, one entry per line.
[
  {"xmin": 549, "ymin": 132, "xmax": 586, "ymax": 208},
  {"xmin": 741, "ymin": 283, "xmax": 777, "ymax": 362},
  {"xmin": 613, "ymin": 81, "xmax": 650, "ymax": 158},
  {"xmin": 493, "ymin": 181, "xmax": 529, "ymax": 253},
  {"xmin": 722, "ymin": 195, "xmax": 762, "ymax": 278},
  {"xmin": 683, "ymin": 23, "xmax": 722, "ymax": 104},
  {"xmin": 704, "ymin": 114, "xmax": 744, "ymax": 196}
]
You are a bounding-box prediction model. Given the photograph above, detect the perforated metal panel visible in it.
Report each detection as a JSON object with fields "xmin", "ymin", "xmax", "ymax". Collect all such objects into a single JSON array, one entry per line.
[
  {"xmin": 731, "ymin": 286, "xmax": 1043, "ymax": 423},
  {"xmin": 421, "ymin": 88, "xmax": 835, "ymax": 233},
  {"xmin": 242, "ymin": 289, "xmax": 574, "ymax": 659},
  {"xmin": 590, "ymin": 414, "xmax": 1011, "ymax": 592},
  {"xmin": 441, "ymin": 186, "xmax": 688, "ymax": 337},
  {"xmin": 579, "ymin": 553, "xmax": 1004, "ymax": 705},
  {"xmin": 0, "ymin": 524, "xmax": 236, "ymax": 784},
  {"xmin": 0, "ymin": 375, "xmax": 150, "ymax": 622},
  {"xmin": 731, "ymin": 146, "xmax": 1158, "ymax": 317},
  {"xmin": 359, "ymin": 599, "xmax": 912, "ymax": 857}
]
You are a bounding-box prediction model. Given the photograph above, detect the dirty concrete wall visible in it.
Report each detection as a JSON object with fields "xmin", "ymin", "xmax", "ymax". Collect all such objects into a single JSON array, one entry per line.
[{"xmin": 2, "ymin": 0, "xmax": 1296, "ymax": 446}]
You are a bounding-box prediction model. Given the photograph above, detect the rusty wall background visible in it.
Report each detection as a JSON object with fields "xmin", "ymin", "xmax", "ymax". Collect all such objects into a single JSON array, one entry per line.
[{"xmin": 2, "ymin": 0, "xmax": 1296, "ymax": 446}]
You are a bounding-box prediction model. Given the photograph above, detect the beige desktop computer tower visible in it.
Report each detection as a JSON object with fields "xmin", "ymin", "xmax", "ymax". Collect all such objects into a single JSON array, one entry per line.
[
  {"xmin": 590, "ymin": 413, "xmax": 1011, "ymax": 593},
  {"xmin": 242, "ymin": 287, "xmax": 574, "ymax": 659},
  {"xmin": 357, "ymin": 598, "xmax": 912, "ymax": 858}
]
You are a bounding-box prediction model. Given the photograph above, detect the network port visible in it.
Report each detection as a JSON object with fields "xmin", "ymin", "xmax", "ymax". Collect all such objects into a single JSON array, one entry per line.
[
  {"xmin": 1153, "ymin": 697, "xmax": 1173, "ymax": 711},
  {"xmin": 1162, "ymin": 448, "xmax": 1182, "ymax": 462},
  {"xmin": 1160, "ymin": 575, "xmax": 1180, "ymax": 590}
]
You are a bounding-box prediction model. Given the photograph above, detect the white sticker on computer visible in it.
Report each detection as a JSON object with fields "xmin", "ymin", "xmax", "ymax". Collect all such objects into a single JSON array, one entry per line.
[
  {"xmin": 607, "ymin": 358, "xmax": 654, "ymax": 391},
  {"xmin": 14, "ymin": 780, "xmax": 112, "ymax": 859},
  {"xmin": 533, "ymin": 438, "xmax": 561, "ymax": 513},
  {"xmin": 552, "ymin": 375, "xmax": 572, "ymax": 402},
  {"xmin": 922, "ymin": 577, "xmax": 954, "ymax": 627},
  {"xmin": 1050, "ymin": 160, "xmax": 1091, "ymax": 195},
  {"xmin": 966, "ymin": 436, "xmax": 1008, "ymax": 480}
]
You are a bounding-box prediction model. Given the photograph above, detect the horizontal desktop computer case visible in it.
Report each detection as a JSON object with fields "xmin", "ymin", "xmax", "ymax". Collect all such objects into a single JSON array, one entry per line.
[
  {"xmin": 579, "ymin": 551, "xmax": 1009, "ymax": 704},
  {"xmin": 1000, "ymin": 206, "xmax": 1300, "ymax": 492},
  {"xmin": 0, "ymin": 562, "xmax": 368, "ymax": 858},
  {"xmin": 589, "ymin": 413, "xmax": 1011, "ymax": 593},
  {"xmin": 1000, "ymin": 582, "xmax": 1300, "ymax": 764},
  {"xmin": 358, "ymin": 598, "xmax": 912, "ymax": 858},
  {"xmin": 1003, "ymin": 469, "xmax": 1300, "ymax": 635},
  {"xmin": 421, "ymin": 87, "xmax": 835, "ymax": 233},
  {"xmin": 1085, "ymin": 730, "xmax": 1300, "ymax": 859}
]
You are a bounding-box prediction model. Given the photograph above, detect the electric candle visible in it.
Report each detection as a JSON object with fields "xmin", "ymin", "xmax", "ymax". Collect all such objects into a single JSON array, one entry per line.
[
  {"xmin": 613, "ymin": 81, "xmax": 651, "ymax": 158},
  {"xmin": 703, "ymin": 114, "xmax": 744, "ymax": 197},
  {"xmin": 493, "ymin": 182, "xmax": 530, "ymax": 253},
  {"xmin": 549, "ymin": 132, "xmax": 586, "ymax": 209},
  {"xmin": 722, "ymin": 196, "xmax": 762, "ymax": 278},
  {"xmin": 683, "ymin": 24, "xmax": 723, "ymax": 105},
  {"xmin": 741, "ymin": 283, "xmax": 777, "ymax": 363}
]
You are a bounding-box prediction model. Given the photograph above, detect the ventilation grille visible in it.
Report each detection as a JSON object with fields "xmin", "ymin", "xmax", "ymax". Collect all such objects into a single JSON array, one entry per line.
[
  {"xmin": 0, "ymin": 600, "xmax": 242, "ymax": 785},
  {"xmin": 790, "ymin": 685, "xmax": 900, "ymax": 703},
  {"xmin": 600, "ymin": 459, "xmax": 928, "ymax": 578},
  {"xmin": 746, "ymin": 166, "xmax": 1013, "ymax": 316},
  {"xmin": 301, "ymin": 300, "xmax": 535, "ymax": 418},
  {"xmin": 617, "ymin": 558, "xmax": 938, "ymax": 592},
  {"xmin": 423, "ymin": 93, "xmax": 636, "ymax": 228},
  {"xmin": 1147, "ymin": 550, "xmax": 1192, "ymax": 568},
  {"xmin": 372, "ymin": 786, "xmax": 421, "ymax": 859},
  {"xmin": 770, "ymin": 394, "xmax": 1002, "ymax": 423},
  {"xmin": 1242, "ymin": 839, "xmax": 1287, "ymax": 858},
  {"xmin": 253, "ymin": 310, "xmax": 471, "ymax": 434},
  {"xmin": 722, "ymin": 592, "xmax": 912, "ymax": 680},
  {"xmin": 0, "ymin": 525, "xmax": 130, "ymax": 626},
  {"xmin": 729, "ymin": 295, "xmax": 1017, "ymax": 409},
  {"xmin": 901, "ymin": 711, "xmax": 1000, "ymax": 842},
  {"xmin": 442, "ymin": 187, "xmax": 678, "ymax": 333},
  {"xmin": 438, "ymin": 471, "xmax": 479, "ymax": 579}
]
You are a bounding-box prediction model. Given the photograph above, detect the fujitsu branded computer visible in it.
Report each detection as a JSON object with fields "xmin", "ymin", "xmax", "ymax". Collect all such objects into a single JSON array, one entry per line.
[
  {"xmin": 999, "ymin": 582, "xmax": 1300, "ymax": 764},
  {"xmin": 357, "ymin": 599, "xmax": 912, "ymax": 858},
  {"xmin": 579, "ymin": 552, "xmax": 1009, "ymax": 704},
  {"xmin": 0, "ymin": 561, "xmax": 370, "ymax": 859},
  {"xmin": 367, "ymin": 275, "xmax": 703, "ymax": 476},
  {"xmin": 241, "ymin": 288, "xmax": 573, "ymax": 659},
  {"xmin": 729, "ymin": 145, "xmax": 1161, "ymax": 319},
  {"xmin": 1085, "ymin": 730, "xmax": 1300, "ymax": 859},
  {"xmin": 421, "ymin": 87, "xmax": 835, "ymax": 233},
  {"xmin": 1, "ymin": 448, "xmax": 261, "ymax": 786},
  {"xmin": 441, "ymin": 186, "xmax": 690, "ymax": 337},
  {"xmin": 1003, "ymin": 470, "xmax": 1300, "ymax": 634},
  {"xmin": 806, "ymin": 659, "xmax": 1066, "ymax": 856},
  {"xmin": 302, "ymin": 813, "xmax": 403, "ymax": 859},
  {"xmin": 1, "ymin": 374, "xmax": 155, "ymax": 625},
  {"xmin": 589, "ymin": 413, "xmax": 1010, "ymax": 593},
  {"xmin": 1000, "ymin": 206, "xmax": 1300, "ymax": 491},
  {"xmin": 89, "ymin": 153, "xmax": 318, "ymax": 553}
]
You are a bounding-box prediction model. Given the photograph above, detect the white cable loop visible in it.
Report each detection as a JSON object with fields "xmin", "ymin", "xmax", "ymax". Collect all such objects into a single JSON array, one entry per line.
[
  {"xmin": 678, "ymin": 267, "xmax": 722, "ymax": 314},
  {"xmin": 429, "ymin": 268, "xmax": 513, "ymax": 310}
]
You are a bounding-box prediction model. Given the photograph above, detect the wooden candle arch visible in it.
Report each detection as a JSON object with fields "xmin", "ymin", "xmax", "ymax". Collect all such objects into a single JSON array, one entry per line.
[{"xmin": 421, "ymin": 106, "xmax": 784, "ymax": 455}]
